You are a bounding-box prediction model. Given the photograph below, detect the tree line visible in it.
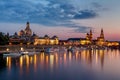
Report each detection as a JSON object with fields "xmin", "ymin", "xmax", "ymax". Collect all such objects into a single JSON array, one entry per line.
[{"xmin": 0, "ymin": 32, "xmax": 9, "ymax": 45}]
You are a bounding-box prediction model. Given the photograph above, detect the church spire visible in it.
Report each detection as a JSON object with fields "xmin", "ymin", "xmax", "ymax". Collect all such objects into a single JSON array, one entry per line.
[
  {"xmin": 25, "ymin": 21, "xmax": 30, "ymax": 30},
  {"xmin": 89, "ymin": 29, "xmax": 92, "ymax": 41},
  {"xmin": 100, "ymin": 28, "xmax": 104, "ymax": 39},
  {"xmin": 24, "ymin": 22, "xmax": 32, "ymax": 36},
  {"xmin": 86, "ymin": 33, "xmax": 89, "ymax": 40}
]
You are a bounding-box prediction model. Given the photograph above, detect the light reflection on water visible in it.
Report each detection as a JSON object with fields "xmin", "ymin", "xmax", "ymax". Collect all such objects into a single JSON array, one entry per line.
[{"xmin": 1, "ymin": 49, "xmax": 120, "ymax": 80}]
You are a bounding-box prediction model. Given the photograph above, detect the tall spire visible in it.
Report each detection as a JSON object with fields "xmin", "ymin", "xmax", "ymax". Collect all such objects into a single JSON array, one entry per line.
[
  {"xmin": 25, "ymin": 21, "xmax": 30, "ymax": 30},
  {"xmin": 89, "ymin": 29, "xmax": 92, "ymax": 41},
  {"xmin": 86, "ymin": 33, "xmax": 89, "ymax": 40},
  {"xmin": 100, "ymin": 28, "xmax": 104, "ymax": 39}
]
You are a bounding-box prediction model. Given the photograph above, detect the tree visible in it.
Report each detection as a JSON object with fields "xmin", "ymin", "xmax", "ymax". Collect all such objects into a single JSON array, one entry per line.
[{"xmin": 0, "ymin": 32, "xmax": 9, "ymax": 45}]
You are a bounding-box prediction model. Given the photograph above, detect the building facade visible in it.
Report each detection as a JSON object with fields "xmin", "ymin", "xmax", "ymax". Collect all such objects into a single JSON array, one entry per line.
[
  {"xmin": 9, "ymin": 22, "xmax": 37, "ymax": 45},
  {"xmin": 67, "ymin": 30, "xmax": 92, "ymax": 45},
  {"xmin": 34, "ymin": 35, "xmax": 59, "ymax": 45},
  {"xmin": 96, "ymin": 29, "xmax": 105, "ymax": 46},
  {"xmin": 18, "ymin": 22, "xmax": 32, "ymax": 37}
]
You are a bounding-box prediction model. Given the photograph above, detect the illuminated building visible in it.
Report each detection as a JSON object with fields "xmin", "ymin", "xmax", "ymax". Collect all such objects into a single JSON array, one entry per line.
[
  {"xmin": 67, "ymin": 38, "xmax": 91, "ymax": 45},
  {"xmin": 67, "ymin": 30, "xmax": 92, "ymax": 45},
  {"xmin": 86, "ymin": 29, "xmax": 93, "ymax": 42},
  {"xmin": 67, "ymin": 38, "xmax": 81, "ymax": 45},
  {"xmin": 18, "ymin": 22, "xmax": 32, "ymax": 37},
  {"xmin": 9, "ymin": 37, "xmax": 24, "ymax": 45},
  {"xmin": 106, "ymin": 41, "xmax": 119, "ymax": 47},
  {"xmin": 9, "ymin": 22, "xmax": 38, "ymax": 45},
  {"xmin": 34, "ymin": 35, "xmax": 59, "ymax": 45},
  {"xmin": 59, "ymin": 40, "xmax": 68, "ymax": 45},
  {"xmin": 96, "ymin": 29, "xmax": 105, "ymax": 46},
  {"xmin": 86, "ymin": 33, "xmax": 89, "ymax": 40},
  {"xmin": 80, "ymin": 39, "xmax": 91, "ymax": 45},
  {"xmin": 89, "ymin": 29, "xmax": 93, "ymax": 41}
]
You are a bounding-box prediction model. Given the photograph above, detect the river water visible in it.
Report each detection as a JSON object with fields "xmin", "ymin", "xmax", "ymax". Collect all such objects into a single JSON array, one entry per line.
[{"xmin": 0, "ymin": 49, "xmax": 120, "ymax": 80}]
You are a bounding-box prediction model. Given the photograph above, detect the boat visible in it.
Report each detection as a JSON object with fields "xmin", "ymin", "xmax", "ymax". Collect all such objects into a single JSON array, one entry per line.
[
  {"xmin": 67, "ymin": 46, "xmax": 79, "ymax": 53},
  {"xmin": 28, "ymin": 52, "xmax": 36, "ymax": 55},
  {"xmin": 59, "ymin": 47, "xmax": 67, "ymax": 53},
  {"xmin": 20, "ymin": 51, "xmax": 29, "ymax": 55},
  {"xmin": 45, "ymin": 47, "xmax": 55, "ymax": 53},
  {"xmin": 3, "ymin": 52, "xmax": 21, "ymax": 57},
  {"xmin": 67, "ymin": 46, "xmax": 75, "ymax": 52}
]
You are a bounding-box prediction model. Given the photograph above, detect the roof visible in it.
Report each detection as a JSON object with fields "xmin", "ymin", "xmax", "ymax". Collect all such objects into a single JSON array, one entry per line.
[
  {"xmin": 51, "ymin": 35, "xmax": 58, "ymax": 39},
  {"xmin": 59, "ymin": 40, "xmax": 67, "ymax": 42},
  {"xmin": 44, "ymin": 35, "xmax": 49, "ymax": 38},
  {"xmin": 67, "ymin": 38, "xmax": 86, "ymax": 41}
]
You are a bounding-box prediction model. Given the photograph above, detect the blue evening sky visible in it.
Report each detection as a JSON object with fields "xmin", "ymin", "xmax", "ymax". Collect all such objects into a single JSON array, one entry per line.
[{"xmin": 0, "ymin": 0, "xmax": 120, "ymax": 40}]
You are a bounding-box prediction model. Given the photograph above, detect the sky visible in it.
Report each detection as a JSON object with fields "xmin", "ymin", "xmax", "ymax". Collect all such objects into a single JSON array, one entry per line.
[{"xmin": 0, "ymin": 0, "xmax": 120, "ymax": 41}]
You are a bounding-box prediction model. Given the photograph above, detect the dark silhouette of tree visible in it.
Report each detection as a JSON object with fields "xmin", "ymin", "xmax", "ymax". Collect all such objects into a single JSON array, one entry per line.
[{"xmin": 0, "ymin": 32, "xmax": 9, "ymax": 45}]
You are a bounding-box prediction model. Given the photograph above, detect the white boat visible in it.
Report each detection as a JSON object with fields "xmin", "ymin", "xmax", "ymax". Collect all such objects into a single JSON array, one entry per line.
[
  {"xmin": 54, "ymin": 48, "xmax": 59, "ymax": 52},
  {"xmin": 28, "ymin": 52, "xmax": 36, "ymax": 55},
  {"xmin": 59, "ymin": 47, "xmax": 67, "ymax": 53},
  {"xmin": 20, "ymin": 51, "xmax": 29, "ymax": 55},
  {"xmin": 3, "ymin": 52, "xmax": 21, "ymax": 57},
  {"xmin": 45, "ymin": 47, "xmax": 55, "ymax": 53},
  {"xmin": 67, "ymin": 46, "xmax": 79, "ymax": 53},
  {"xmin": 67, "ymin": 46, "xmax": 74, "ymax": 52}
]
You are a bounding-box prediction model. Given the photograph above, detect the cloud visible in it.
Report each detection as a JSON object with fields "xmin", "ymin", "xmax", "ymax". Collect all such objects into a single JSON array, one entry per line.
[
  {"xmin": 91, "ymin": 2, "xmax": 108, "ymax": 11},
  {"xmin": 91, "ymin": 2, "xmax": 102, "ymax": 9},
  {"xmin": 74, "ymin": 26, "xmax": 91, "ymax": 33},
  {"xmin": 0, "ymin": 0, "xmax": 100, "ymax": 33},
  {"xmin": 73, "ymin": 10, "xmax": 97, "ymax": 19}
]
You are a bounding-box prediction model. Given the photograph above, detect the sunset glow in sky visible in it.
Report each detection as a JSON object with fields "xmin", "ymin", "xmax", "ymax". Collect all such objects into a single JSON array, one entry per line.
[{"xmin": 0, "ymin": 0, "xmax": 120, "ymax": 40}]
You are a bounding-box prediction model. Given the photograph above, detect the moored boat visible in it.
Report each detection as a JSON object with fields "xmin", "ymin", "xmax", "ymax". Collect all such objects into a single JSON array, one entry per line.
[
  {"xmin": 45, "ymin": 47, "xmax": 55, "ymax": 53},
  {"xmin": 3, "ymin": 52, "xmax": 21, "ymax": 57},
  {"xmin": 20, "ymin": 51, "xmax": 29, "ymax": 55}
]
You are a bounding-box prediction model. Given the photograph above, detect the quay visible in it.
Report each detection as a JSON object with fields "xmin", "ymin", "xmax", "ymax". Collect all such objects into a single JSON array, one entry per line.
[
  {"xmin": 0, "ymin": 44, "xmax": 119, "ymax": 55},
  {"xmin": 0, "ymin": 45, "xmax": 68, "ymax": 54}
]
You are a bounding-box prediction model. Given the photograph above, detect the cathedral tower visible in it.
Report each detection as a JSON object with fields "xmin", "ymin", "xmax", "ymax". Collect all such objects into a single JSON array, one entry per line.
[
  {"xmin": 89, "ymin": 29, "xmax": 92, "ymax": 41},
  {"xmin": 24, "ymin": 22, "xmax": 32, "ymax": 36},
  {"xmin": 86, "ymin": 33, "xmax": 89, "ymax": 40},
  {"xmin": 100, "ymin": 28, "xmax": 104, "ymax": 40}
]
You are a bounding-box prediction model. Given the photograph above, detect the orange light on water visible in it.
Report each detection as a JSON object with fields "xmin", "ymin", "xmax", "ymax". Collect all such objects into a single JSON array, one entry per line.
[
  {"xmin": 50, "ymin": 55, "xmax": 54, "ymax": 69},
  {"xmin": 34, "ymin": 54, "xmax": 37, "ymax": 72},
  {"xmin": 20, "ymin": 57, "xmax": 23, "ymax": 68},
  {"xmin": 6, "ymin": 57, "xmax": 11, "ymax": 70},
  {"xmin": 64, "ymin": 53, "xmax": 67, "ymax": 64}
]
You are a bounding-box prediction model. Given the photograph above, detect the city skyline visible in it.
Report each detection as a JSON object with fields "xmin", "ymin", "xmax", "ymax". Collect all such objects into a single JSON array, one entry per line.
[{"xmin": 0, "ymin": 0, "xmax": 120, "ymax": 41}]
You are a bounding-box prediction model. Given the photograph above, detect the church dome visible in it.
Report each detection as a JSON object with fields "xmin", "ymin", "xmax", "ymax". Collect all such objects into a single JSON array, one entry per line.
[
  {"xmin": 24, "ymin": 22, "xmax": 32, "ymax": 36},
  {"xmin": 18, "ymin": 30, "xmax": 25, "ymax": 36}
]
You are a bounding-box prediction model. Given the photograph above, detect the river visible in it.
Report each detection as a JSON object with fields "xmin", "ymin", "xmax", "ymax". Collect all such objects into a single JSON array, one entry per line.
[{"xmin": 0, "ymin": 49, "xmax": 120, "ymax": 80}]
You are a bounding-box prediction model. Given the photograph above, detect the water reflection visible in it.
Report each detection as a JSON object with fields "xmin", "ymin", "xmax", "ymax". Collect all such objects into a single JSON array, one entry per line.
[
  {"xmin": 80, "ymin": 49, "xmax": 105, "ymax": 71},
  {"xmin": 0, "ymin": 55, "xmax": 6, "ymax": 70},
  {"xmin": 19, "ymin": 56, "xmax": 23, "ymax": 74},
  {"xmin": 2, "ymin": 49, "xmax": 106, "ymax": 72},
  {"xmin": 6, "ymin": 57, "xmax": 11, "ymax": 71},
  {"xmin": 1, "ymin": 49, "xmax": 120, "ymax": 80}
]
